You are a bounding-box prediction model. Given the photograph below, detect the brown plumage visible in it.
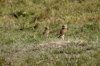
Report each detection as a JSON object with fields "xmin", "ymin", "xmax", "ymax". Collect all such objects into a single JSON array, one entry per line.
[
  {"xmin": 58, "ymin": 25, "xmax": 67, "ymax": 40},
  {"xmin": 43, "ymin": 26, "xmax": 49, "ymax": 36}
]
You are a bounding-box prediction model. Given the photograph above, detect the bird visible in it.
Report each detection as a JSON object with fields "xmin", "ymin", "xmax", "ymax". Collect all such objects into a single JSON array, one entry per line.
[
  {"xmin": 58, "ymin": 25, "xmax": 67, "ymax": 40},
  {"xmin": 43, "ymin": 26, "xmax": 49, "ymax": 36}
]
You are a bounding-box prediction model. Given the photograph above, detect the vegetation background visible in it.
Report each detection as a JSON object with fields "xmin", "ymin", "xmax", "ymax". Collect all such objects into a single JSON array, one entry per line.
[{"xmin": 0, "ymin": 0, "xmax": 100, "ymax": 66}]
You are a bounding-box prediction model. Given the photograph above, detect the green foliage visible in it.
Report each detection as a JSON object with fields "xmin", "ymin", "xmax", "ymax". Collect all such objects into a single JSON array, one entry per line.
[
  {"xmin": 11, "ymin": 10, "xmax": 29, "ymax": 18},
  {"xmin": 0, "ymin": 0, "xmax": 100, "ymax": 66},
  {"xmin": 83, "ymin": 23, "xmax": 100, "ymax": 30},
  {"xmin": 0, "ymin": 57, "xmax": 5, "ymax": 66},
  {"xmin": 96, "ymin": 2, "xmax": 100, "ymax": 7}
]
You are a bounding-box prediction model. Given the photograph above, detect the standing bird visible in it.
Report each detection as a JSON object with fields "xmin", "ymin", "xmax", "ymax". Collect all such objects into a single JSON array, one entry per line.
[
  {"xmin": 58, "ymin": 25, "xmax": 67, "ymax": 40},
  {"xmin": 43, "ymin": 26, "xmax": 49, "ymax": 36}
]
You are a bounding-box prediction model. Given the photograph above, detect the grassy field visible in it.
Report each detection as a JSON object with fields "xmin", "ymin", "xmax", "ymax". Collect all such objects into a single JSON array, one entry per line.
[{"xmin": 0, "ymin": 0, "xmax": 100, "ymax": 66}]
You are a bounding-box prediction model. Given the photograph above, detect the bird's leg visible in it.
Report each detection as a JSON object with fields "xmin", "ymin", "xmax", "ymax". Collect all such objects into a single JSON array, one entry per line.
[{"xmin": 62, "ymin": 35, "xmax": 64, "ymax": 40}]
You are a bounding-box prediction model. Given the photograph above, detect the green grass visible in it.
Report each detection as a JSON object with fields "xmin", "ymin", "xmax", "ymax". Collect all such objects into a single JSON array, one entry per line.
[{"xmin": 0, "ymin": 0, "xmax": 100, "ymax": 66}]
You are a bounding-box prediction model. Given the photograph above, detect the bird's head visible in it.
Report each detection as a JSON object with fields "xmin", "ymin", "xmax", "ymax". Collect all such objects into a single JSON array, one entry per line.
[
  {"xmin": 45, "ymin": 26, "xmax": 49, "ymax": 30},
  {"xmin": 62, "ymin": 25, "xmax": 67, "ymax": 29}
]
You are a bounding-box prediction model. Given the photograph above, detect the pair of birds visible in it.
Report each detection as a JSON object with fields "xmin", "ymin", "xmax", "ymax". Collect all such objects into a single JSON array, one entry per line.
[{"xmin": 43, "ymin": 25, "xmax": 67, "ymax": 40}]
